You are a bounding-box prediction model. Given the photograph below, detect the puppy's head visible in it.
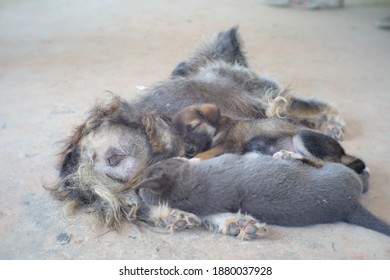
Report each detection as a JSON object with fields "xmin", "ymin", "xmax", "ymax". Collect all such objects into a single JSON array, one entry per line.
[
  {"xmin": 172, "ymin": 103, "xmax": 220, "ymax": 157},
  {"xmin": 141, "ymin": 110, "xmax": 187, "ymax": 159},
  {"xmin": 134, "ymin": 158, "xmax": 188, "ymax": 203}
]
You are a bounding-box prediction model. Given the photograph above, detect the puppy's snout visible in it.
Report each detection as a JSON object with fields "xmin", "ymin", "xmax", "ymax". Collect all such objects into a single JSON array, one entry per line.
[{"xmin": 185, "ymin": 144, "xmax": 197, "ymax": 158}]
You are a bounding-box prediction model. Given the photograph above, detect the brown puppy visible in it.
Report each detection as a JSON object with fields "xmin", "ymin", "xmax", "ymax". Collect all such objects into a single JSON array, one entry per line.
[{"xmin": 172, "ymin": 103, "xmax": 365, "ymax": 173}]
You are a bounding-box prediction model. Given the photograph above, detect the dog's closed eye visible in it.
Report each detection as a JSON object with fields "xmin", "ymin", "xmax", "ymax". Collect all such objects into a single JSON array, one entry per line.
[
  {"xmin": 105, "ymin": 147, "xmax": 127, "ymax": 167},
  {"xmin": 196, "ymin": 110, "xmax": 207, "ymax": 121},
  {"xmin": 186, "ymin": 122, "xmax": 200, "ymax": 133},
  {"xmin": 107, "ymin": 154, "xmax": 127, "ymax": 167}
]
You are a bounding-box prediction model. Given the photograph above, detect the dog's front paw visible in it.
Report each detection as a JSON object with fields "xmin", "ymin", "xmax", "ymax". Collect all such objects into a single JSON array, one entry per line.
[
  {"xmin": 147, "ymin": 204, "xmax": 201, "ymax": 231},
  {"xmin": 203, "ymin": 212, "xmax": 268, "ymax": 240},
  {"xmin": 164, "ymin": 209, "xmax": 202, "ymax": 231},
  {"xmin": 120, "ymin": 190, "xmax": 141, "ymax": 221},
  {"xmin": 227, "ymin": 219, "xmax": 268, "ymax": 240}
]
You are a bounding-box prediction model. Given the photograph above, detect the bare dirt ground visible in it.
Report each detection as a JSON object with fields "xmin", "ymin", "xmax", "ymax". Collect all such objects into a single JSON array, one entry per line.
[{"xmin": 1, "ymin": 0, "xmax": 390, "ymax": 259}]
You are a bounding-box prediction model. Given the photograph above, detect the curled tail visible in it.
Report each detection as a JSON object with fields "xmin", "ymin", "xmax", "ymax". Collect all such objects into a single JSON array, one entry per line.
[{"xmin": 345, "ymin": 204, "xmax": 390, "ymax": 237}]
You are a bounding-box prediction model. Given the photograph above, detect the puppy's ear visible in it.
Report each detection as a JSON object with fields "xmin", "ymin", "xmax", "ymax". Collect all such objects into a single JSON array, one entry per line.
[
  {"xmin": 142, "ymin": 111, "xmax": 173, "ymax": 154},
  {"xmin": 197, "ymin": 104, "xmax": 220, "ymax": 126},
  {"xmin": 134, "ymin": 173, "xmax": 172, "ymax": 194}
]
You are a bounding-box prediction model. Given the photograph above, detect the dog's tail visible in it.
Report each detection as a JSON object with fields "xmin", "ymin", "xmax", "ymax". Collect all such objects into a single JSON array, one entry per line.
[
  {"xmin": 203, "ymin": 26, "xmax": 248, "ymax": 66},
  {"xmin": 345, "ymin": 203, "xmax": 390, "ymax": 237}
]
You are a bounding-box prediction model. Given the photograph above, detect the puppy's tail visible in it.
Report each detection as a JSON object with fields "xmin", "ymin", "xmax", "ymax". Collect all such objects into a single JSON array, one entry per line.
[
  {"xmin": 345, "ymin": 204, "xmax": 390, "ymax": 237},
  {"xmin": 341, "ymin": 154, "xmax": 366, "ymax": 175}
]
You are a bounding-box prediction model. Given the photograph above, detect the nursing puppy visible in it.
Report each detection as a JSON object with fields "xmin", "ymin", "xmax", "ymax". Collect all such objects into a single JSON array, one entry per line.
[
  {"xmin": 50, "ymin": 27, "xmax": 347, "ymax": 229},
  {"xmin": 172, "ymin": 103, "xmax": 365, "ymax": 173},
  {"xmin": 135, "ymin": 153, "xmax": 390, "ymax": 239}
]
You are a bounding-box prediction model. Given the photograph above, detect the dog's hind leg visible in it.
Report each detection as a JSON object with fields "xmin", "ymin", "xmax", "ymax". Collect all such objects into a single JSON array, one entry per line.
[
  {"xmin": 171, "ymin": 26, "xmax": 248, "ymax": 78},
  {"xmin": 202, "ymin": 212, "xmax": 268, "ymax": 240},
  {"xmin": 283, "ymin": 96, "xmax": 346, "ymax": 141},
  {"xmin": 136, "ymin": 203, "xmax": 201, "ymax": 232}
]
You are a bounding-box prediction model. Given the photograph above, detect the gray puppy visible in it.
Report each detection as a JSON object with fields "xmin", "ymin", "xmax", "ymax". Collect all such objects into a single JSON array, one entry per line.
[{"xmin": 135, "ymin": 152, "xmax": 390, "ymax": 239}]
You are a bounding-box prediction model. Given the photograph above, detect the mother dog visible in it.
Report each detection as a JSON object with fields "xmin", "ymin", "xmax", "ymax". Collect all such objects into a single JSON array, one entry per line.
[{"xmin": 49, "ymin": 27, "xmax": 346, "ymax": 229}]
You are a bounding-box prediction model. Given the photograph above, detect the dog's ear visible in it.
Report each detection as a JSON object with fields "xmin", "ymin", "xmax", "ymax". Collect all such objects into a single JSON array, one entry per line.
[
  {"xmin": 134, "ymin": 173, "xmax": 172, "ymax": 194},
  {"xmin": 197, "ymin": 104, "xmax": 220, "ymax": 126},
  {"xmin": 142, "ymin": 111, "xmax": 174, "ymax": 154},
  {"xmin": 58, "ymin": 122, "xmax": 86, "ymax": 177}
]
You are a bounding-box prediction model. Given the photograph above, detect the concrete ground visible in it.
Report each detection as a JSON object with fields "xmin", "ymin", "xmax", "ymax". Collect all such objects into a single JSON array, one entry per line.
[{"xmin": 1, "ymin": 0, "xmax": 390, "ymax": 260}]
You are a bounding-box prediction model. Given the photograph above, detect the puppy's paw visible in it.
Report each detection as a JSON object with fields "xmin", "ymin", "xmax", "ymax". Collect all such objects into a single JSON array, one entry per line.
[
  {"xmin": 273, "ymin": 150, "xmax": 303, "ymax": 160},
  {"xmin": 203, "ymin": 212, "xmax": 268, "ymax": 240},
  {"xmin": 120, "ymin": 190, "xmax": 141, "ymax": 221},
  {"xmin": 165, "ymin": 210, "xmax": 202, "ymax": 231},
  {"xmin": 273, "ymin": 150, "xmax": 323, "ymax": 168},
  {"xmin": 323, "ymin": 123, "xmax": 345, "ymax": 141},
  {"xmin": 322, "ymin": 115, "xmax": 346, "ymax": 141},
  {"xmin": 147, "ymin": 204, "xmax": 201, "ymax": 231},
  {"xmin": 227, "ymin": 219, "xmax": 268, "ymax": 240}
]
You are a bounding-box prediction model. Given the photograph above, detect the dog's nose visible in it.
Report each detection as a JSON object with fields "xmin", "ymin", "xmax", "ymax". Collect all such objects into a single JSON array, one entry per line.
[{"xmin": 185, "ymin": 145, "xmax": 197, "ymax": 158}]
